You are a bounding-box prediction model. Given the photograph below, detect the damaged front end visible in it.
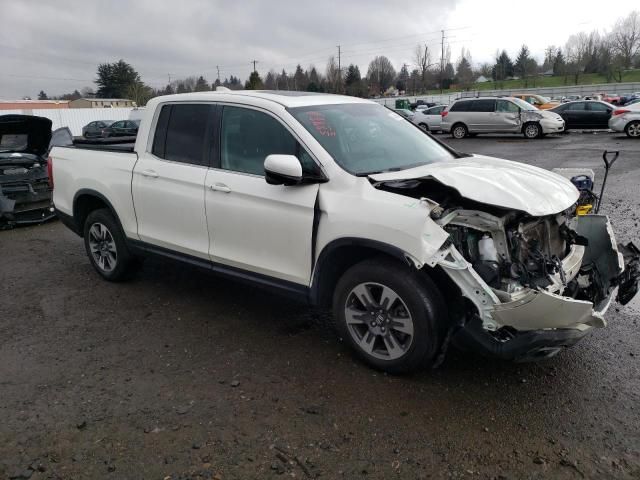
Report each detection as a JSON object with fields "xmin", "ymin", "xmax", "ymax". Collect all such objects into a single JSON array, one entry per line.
[
  {"xmin": 375, "ymin": 175, "xmax": 640, "ymax": 361},
  {"xmin": 0, "ymin": 115, "xmax": 57, "ymax": 229}
]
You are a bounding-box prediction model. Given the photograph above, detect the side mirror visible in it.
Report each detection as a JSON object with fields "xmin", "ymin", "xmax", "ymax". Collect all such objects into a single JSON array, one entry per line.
[{"xmin": 264, "ymin": 154, "xmax": 303, "ymax": 186}]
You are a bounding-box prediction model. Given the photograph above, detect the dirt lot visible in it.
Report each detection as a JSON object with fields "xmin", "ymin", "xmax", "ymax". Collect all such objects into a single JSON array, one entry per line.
[{"xmin": 1, "ymin": 132, "xmax": 640, "ymax": 479}]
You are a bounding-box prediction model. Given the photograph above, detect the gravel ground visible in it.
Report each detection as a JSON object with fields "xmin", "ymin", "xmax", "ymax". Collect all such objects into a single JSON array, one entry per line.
[{"xmin": 1, "ymin": 132, "xmax": 639, "ymax": 479}]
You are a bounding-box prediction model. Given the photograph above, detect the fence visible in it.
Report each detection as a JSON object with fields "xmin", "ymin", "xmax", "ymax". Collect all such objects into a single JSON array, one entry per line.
[
  {"xmin": 371, "ymin": 81, "xmax": 640, "ymax": 107},
  {"xmin": 0, "ymin": 107, "xmax": 138, "ymax": 136}
]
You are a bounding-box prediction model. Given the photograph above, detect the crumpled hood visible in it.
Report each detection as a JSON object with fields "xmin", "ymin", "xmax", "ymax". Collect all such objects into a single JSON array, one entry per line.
[{"xmin": 369, "ymin": 155, "xmax": 579, "ymax": 216}]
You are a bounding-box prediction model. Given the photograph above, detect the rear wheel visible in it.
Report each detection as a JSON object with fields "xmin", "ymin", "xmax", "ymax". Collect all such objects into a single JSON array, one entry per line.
[
  {"xmin": 451, "ymin": 123, "xmax": 468, "ymax": 139},
  {"xmin": 625, "ymin": 121, "xmax": 640, "ymax": 138},
  {"xmin": 333, "ymin": 258, "xmax": 446, "ymax": 374},
  {"xmin": 418, "ymin": 122, "xmax": 429, "ymax": 132},
  {"xmin": 523, "ymin": 122, "xmax": 542, "ymax": 139},
  {"xmin": 83, "ymin": 208, "xmax": 137, "ymax": 281}
]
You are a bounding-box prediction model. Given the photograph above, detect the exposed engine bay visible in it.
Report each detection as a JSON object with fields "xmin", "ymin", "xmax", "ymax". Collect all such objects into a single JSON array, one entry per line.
[{"xmin": 375, "ymin": 176, "xmax": 639, "ymax": 355}]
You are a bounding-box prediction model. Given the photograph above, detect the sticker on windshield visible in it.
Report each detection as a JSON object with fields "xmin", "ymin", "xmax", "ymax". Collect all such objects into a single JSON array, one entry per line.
[{"xmin": 306, "ymin": 111, "xmax": 336, "ymax": 137}]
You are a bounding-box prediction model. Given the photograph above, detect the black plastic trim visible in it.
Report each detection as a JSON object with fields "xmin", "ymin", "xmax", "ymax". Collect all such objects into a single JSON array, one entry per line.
[
  {"xmin": 55, "ymin": 208, "xmax": 80, "ymax": 235},
  {"xmin": 71, "ymin": 189, "xmax": 127, "ymax": 237},
  {"xmin": 127, "ymin": 239, "xmax": 311, "ymax": 302},
  {"xmin": 309, "ymin": 237, "xmax": 411, "ymax": 305},
  {"xmin": 452, "ymin": 316, "xmax": 591, "ymax": 361}
]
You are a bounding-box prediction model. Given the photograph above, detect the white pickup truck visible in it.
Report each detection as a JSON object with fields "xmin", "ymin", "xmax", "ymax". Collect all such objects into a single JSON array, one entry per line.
[{"xmin": 51, "ymin": 90, "xmax": 639, "ymax": 373}]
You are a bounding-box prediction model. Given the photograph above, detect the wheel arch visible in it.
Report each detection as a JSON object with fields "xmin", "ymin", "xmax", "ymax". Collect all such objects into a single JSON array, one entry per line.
[
  {"xmin": 73, "ymin": 189, "xmax": 125, "ymax": 238},
  {"xmin": 310, "ymin": 238, "xmax": 457, "ymax": 309}
]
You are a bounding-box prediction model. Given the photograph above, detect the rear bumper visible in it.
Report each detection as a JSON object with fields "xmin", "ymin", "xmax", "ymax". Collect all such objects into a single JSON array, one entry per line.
[
  {"xmin": 608, "ymin": 116, "xmax": 627, "ymax": 132},
  {"xmin": 0, "ymin": 194, "xmax": 56, "ymax": 228}
]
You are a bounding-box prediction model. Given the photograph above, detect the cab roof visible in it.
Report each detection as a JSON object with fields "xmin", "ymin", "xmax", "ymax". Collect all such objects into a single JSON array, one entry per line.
[{"xmin": 151, "ymin": 90, "xmax": 372, "ymax": 108}]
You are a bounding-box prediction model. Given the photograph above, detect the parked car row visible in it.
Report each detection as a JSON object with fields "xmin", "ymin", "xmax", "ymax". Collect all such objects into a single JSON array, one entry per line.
[
  {"xmin": 440, "ymin": 96, "xmax": 565, "ymax": 139},
  {"xmin": 552, "ymin": 92, "xmax": 640, "ymax": 106},
  {"xmin": 397, "ymin": 95, "xmax": 640, "ymax": 138},
  {"xmin": 82, "ymin": 119, "xmax": 140, "ymax": 138}
]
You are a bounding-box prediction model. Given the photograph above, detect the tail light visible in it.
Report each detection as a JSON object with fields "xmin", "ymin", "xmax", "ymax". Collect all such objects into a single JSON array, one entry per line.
[
  {"xmin": 47, "ymin": 156, "xmax": 54, "ymax": 189},
  {"xmin": 441, "ymin": 110, "xmax": 448, "ymax": 118},
  {"xmin": 613, "ymin": 109, "xmax": 630, "ymax": 116}
]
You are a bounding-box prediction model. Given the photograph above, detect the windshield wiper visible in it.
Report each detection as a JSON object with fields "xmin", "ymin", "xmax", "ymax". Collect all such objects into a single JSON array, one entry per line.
[{"xmin": 355, "ymin": 167, "xmax": 406, "ymax": 177}]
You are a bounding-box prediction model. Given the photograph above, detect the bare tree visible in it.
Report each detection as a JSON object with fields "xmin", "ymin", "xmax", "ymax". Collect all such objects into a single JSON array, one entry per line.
[
  {"xmin": 565, "ymin": 32, "xmax": 590, "ymax": 84},
  {"xmin": 366, "ymin": 56, "xmax": 396, "ymax": 95},
  {"xmin": 414, "ymin": 44, "xmax": 435, "ymax": 92},
  {"xmin": 611, "ymin": 10, "xmax": 640, "ymax": 68},
  {"xmin": 325, "ymin": 56, "xmax": 341, "ymax": 93}
]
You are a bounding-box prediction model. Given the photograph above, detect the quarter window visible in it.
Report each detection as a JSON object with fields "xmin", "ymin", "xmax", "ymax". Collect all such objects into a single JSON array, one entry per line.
[{"xmin": 450, "ymin": 100, "xmax": 472, "ymax": 112}]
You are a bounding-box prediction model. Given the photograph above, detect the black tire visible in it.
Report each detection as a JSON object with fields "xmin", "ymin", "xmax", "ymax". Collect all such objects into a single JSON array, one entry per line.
[
  {"xmin": 418, "ymin": 122, "xmax": 429, "ymax": 132},
  {"xmin": 83, "ymin": 208, "xmax": 137, "ymax": 281},
  {"xmin": 451, "ymin": 123, "xmax": 468, "ymax": 139},
  {"xmin": 625, "ymin": 121, "xmax": 640, "ymax": 138},
  {"xmin": 332, "ymin": 258, "xmax": 446, "ymax": 374},
  {"xmin": 523, "ymin": 122, "xmax": 542, "ymax": 139}
]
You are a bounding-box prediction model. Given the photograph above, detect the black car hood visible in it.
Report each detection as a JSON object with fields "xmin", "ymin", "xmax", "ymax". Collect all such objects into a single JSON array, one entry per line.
[{"xmin": 0, "ymin": 115, "xmax": 53, "ymax": 157}]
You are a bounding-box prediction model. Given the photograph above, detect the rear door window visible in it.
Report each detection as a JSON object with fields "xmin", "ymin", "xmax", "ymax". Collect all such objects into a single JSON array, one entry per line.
[
  {"xmin": 469, "ymin": 99, "xmax": 496, "ymax": 112},
  {"xmin": 567, "ymin": 102, "xmax": 587, "ymax": 111},
  {"xmin": 152, "ymin": 103, "xmax": 213, "ymax": 166},
  {"xmin": 588, "ymin": 102, "xmax": 609, "ymax": 112}
]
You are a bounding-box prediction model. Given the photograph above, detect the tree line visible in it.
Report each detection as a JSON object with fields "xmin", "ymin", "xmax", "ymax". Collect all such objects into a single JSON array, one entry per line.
[{"xmin": 40, "ymin": 10, "xmax": 639, "ymax": 105}]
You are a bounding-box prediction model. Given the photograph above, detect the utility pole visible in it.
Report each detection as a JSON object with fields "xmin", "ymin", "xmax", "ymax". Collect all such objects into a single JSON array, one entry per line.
[
  {"xmin": 168, "ymin": 73, "xmax": 171, "ymax": 85},
  {"xmin": 216, "ymin": 65, "xmax": 220, "ymax": 84},
  {"xmin": 251, "ymin": 60, "xmax": 258, "ymax": 73},
  {"xmin": 440, "ymin": 29, "xmax": 445, "ymax": 94},
  {"xmin": 337, "ymin": 45, "xmax": 341, "ymax": 93}
]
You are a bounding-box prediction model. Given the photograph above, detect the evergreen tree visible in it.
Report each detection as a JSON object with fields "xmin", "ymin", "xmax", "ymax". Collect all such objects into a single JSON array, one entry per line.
[
  {"xmin": 95, "ymin": 59, "xmax": 144, "ymax": 98},
  {"xmin": 37, "ymin": 90, "xmax": 48, "ymax": 100},
  {"xmin": 194, "ymin": 76, "xmax": 210, "ymax": 91},
  {"xmin": 455, "ymin": 57, "xmax": 473, "ymax": 89},
  {"xmin": 344, "ymin": 64, "xmax": 363, "ymax": 97},
  {"xmin": 492, "ymin": 50, "xmax": 514, "ymax": 81},
  {"xmin": 396, "ymin": 64, "xmax": 410, "ymax": 92},
  {"xmin": 553, "ymin": 49, "xmax": 566, "ymax": 76},
  {"xmin": 293, "ymin": 65, "xmax": 307, "ymax": 91},
  {"xmin": 245, "ymin": 71, "xmax": 264, "ymax": 90}
]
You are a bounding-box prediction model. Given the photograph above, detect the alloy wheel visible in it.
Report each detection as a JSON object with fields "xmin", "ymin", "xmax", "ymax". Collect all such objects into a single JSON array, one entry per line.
[
  {"xmin": 525, "ymin": 124, "xmax": 540, "ymax": 138},
  {"xmin": 627, "ymin": 123, "xmax": 640, "ymax": 137},
  {"xmin": 344, "ymin": 282, "xmax": 414, "ymax": 360},
  {"xmin": 88, "ymin": 222, "xmax": 118, "ymax": 272}
]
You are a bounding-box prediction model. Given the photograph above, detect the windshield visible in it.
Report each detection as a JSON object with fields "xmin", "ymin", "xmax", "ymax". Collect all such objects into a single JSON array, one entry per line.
[
  {"xmin": 511, "ymin": 98, "xmax": 537, "ymax": 111},
  {"xmin": 289, "ymin": 103, "xmax": 454, "ymax": 175}
]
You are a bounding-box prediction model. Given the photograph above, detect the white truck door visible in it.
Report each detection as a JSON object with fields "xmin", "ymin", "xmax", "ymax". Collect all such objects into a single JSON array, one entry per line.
[
  {"xmin": 132, "ymin": 103, "xmax": 214, "ymax": 259},
  {"xmin": 205, "ymin": 105, "xmax": 320, "ymax": 285}
]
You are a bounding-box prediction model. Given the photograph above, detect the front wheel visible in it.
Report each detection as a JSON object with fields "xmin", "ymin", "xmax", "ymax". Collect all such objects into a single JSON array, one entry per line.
[
  {"xmin": 333, "ymin": 258, "xmax": 446, "ymax": 374},
  {"xmin": 625, "ymin": 121, "xmax": 640, "ymax": 138},
  {"xmin": 83, "ymin": 208, "xmax": 137, "ymax": 281},
  {"xmin": 523, "ymin": 122, "xmax": 542, "ymax": 139}
]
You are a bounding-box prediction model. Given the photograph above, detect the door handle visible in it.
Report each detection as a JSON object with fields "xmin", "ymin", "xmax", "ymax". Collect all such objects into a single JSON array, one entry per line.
[
  {"xmin": 209, "ymin": 183, "xmax": 231, "ymax": 193},
  {"xmin": 140, "ymin": 169, "xmax": 158, "ymax": 178}
]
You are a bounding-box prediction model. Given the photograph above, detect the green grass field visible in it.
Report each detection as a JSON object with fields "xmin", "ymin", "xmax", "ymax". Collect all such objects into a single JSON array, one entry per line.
[{"xmin": 427, "ymin": 70, "xmax": 640, "ymax": 94}]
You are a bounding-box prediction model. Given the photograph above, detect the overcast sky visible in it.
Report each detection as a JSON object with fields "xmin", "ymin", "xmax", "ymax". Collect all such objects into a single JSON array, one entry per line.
[{"xmin": 1, "ymin": 0, "xmax": 638, "ymax": 99}]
